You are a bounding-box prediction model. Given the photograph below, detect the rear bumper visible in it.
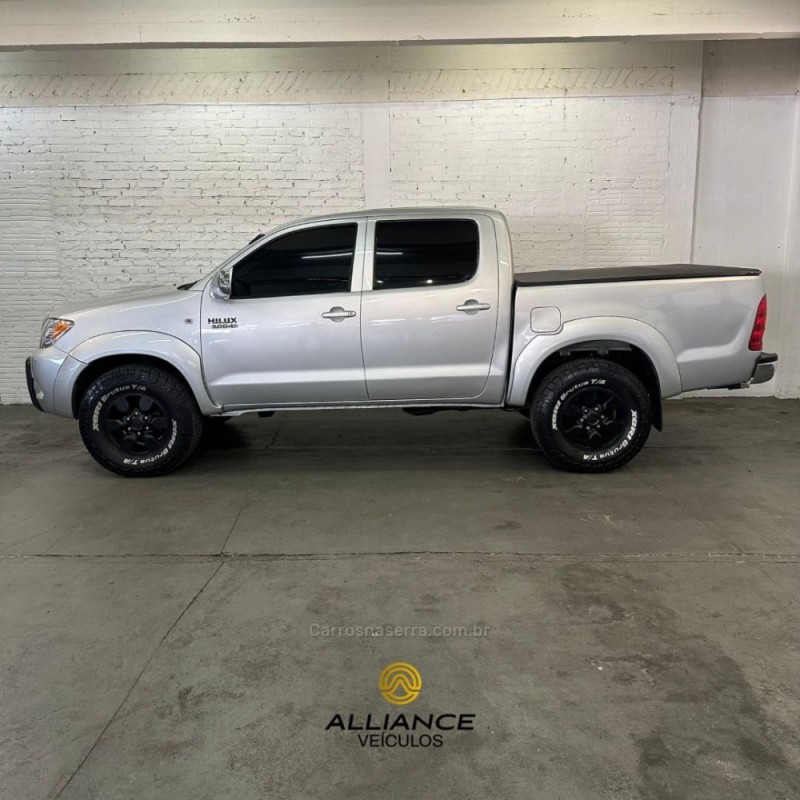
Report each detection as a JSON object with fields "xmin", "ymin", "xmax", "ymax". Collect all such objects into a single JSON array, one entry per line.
[{"xmin": 751, "ymin": 352, "xmax": 778, "ymax": 385}]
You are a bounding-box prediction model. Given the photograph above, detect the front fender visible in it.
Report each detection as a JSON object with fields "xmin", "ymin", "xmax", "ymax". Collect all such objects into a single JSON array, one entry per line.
[
  {"xmin": 54, "ymin": 331, "xmax": 220, "ymax": 416},
  {"xmin": 506, "ymin": 317, "xmax": 683, "ymax": 407}
]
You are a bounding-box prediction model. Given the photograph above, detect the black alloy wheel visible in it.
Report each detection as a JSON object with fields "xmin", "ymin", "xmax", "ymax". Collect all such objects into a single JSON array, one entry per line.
[
  {"xmin": 78, "ymin": 363, "xmax": 203, "ymax": 477},
  {"xmin": 100, "ymin": 391, "xmax": 171, "ymax": 456},
  {"xmin": 556, "ymin": 385, "xmax": 627, "ymax": 452},
  {"xmin": 530, "ymin": 357, "xmax": 652, "ymax": 472}
]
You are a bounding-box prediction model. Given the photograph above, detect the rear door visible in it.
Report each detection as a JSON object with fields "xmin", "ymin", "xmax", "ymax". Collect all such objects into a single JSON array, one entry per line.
[{"xmin": 359, "ymin": 215, "xmax": 499, "ymax": 401}]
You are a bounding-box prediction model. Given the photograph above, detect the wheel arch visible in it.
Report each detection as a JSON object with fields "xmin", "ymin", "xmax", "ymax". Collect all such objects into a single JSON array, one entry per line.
[
  {"xmin": 508, "ymin": 319, "xmax": 683, "ymax": 432},
  {"xmin": 65, "ymin": 332, "xmax": 220, "ymax": 418}
]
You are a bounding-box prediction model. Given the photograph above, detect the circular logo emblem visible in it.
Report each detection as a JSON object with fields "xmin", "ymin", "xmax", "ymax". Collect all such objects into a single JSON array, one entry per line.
[{"xmin": 379, "ymin": 662, "xmax": 422, "ymax": 706}]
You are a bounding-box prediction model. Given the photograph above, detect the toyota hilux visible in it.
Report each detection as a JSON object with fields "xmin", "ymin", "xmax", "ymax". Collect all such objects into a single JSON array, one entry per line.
[{"xmin": 26, "ymin": 207, "xmax": 777, "ymax": 476}]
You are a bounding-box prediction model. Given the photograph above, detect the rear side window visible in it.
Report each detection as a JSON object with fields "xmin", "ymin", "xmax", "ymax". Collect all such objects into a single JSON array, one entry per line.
[
  {"xmin": 373, "ymin": 219, "xmax": 479, "ymax": 290},
  {"xmin": 231, "ymin": 223, "xmax": 357, "ymax": 298}
]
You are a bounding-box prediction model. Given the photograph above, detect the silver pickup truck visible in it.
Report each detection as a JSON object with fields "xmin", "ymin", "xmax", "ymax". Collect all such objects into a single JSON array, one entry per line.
[{"xmin": 26, "ymin": 207, "xmax": 776, "ymax": 477}]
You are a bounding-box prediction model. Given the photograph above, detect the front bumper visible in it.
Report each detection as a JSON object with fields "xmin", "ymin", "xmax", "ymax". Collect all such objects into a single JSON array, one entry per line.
[
  {"xmin": 751, "ymin": 352, "xmax": 778, "ymax": 385},
  {"xmin": 25, "ymin": 357, "xmax": 44, "ymax": 411},
  {"xmin": 25, "ymin": 346, "xmax": 78, "ymax": 416}
]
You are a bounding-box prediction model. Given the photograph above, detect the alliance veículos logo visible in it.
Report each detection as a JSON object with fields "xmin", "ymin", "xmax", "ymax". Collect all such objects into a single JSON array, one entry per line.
[
  {"xmin": 378, "ymin": 662, "xmax": 422, "ymax": 706},
  {"xmin": 324, "ymin": 661, "xmax": 475, "ymax": 749}
]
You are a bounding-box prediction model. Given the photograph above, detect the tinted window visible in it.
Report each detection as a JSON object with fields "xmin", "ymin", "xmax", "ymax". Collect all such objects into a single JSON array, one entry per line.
[
  {"xmin": 231, "ymin": 223, "xmax": 357, "ymax": 299},
  {"xmin": 373, "ymin": 219, "xmax": 479, "ymax": 290}
]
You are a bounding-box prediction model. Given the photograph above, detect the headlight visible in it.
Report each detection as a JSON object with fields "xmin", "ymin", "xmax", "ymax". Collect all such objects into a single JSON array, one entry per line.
[{"xmin": 40, "ymin": 317, "xmax": 74, "ymax": 348}]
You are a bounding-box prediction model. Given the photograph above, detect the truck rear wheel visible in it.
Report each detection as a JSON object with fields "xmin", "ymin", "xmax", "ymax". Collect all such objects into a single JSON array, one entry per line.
[
  {"xmin": 530, "ymin": 358, "xmax": 651, "ymax": 472},
  {"xmin": 77, "ymin": 363, "xmax": 203, "ymax": 477}
]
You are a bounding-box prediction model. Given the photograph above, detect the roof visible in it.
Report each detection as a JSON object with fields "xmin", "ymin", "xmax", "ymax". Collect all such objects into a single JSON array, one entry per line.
[
  {"xmin": 267, "ymin": 206, "xmax": 506, "ymax": 233},
  {"xmin": 308, "ymin": 206, "xmax": 500, "ymax": 220}
]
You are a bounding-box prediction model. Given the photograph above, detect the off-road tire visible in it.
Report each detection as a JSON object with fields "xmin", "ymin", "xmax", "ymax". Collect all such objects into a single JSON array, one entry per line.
[
  {"xmin": 530, "ymin": 358, "xmax": 651, "ymax": 473},
  {"xmin": 78, "ymin": 363, "xmax": 203, "ymax": 477}
]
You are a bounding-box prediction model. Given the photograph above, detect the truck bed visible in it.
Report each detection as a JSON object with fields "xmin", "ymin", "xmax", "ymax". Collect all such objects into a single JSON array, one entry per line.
[
  {"xmin": 514, "ymin": 264, "xmax": 761, "ymax": 287},
  {"xmin": 510, "ymin": 261, "xmax": 766, "ymax": 400}
]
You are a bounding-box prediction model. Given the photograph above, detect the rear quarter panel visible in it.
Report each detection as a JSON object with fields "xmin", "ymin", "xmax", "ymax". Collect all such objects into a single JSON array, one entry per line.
[{"xmin": 509, "ymin": 274, "xmax": 765, "ymax": 402}]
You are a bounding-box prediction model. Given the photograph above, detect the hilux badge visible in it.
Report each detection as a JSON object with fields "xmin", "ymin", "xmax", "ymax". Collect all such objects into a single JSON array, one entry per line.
[{"xmin": 208, "ymin": 317, "xmax": 238, "ymax": 329}]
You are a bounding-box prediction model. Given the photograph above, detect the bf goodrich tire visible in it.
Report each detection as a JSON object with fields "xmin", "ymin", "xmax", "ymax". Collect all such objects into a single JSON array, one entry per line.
[
  {"xmin": 78, "ymin": 363, "xmax": 203, "ymax": 477},
  {"xmin": 530, "ymin": 358, "xmax": 652, "ymax": 473}
]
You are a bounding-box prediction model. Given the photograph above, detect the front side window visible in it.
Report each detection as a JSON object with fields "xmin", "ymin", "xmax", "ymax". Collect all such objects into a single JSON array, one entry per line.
[
  {"xmin": 373, "ymin": 219, "xmax": 479, "ymax": 290},
  {"xmin": 231, "ymin": 223, "xmax": 357, "ymax": 299}
]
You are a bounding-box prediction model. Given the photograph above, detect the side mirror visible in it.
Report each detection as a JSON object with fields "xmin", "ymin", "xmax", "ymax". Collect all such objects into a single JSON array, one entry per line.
[{"xmin": 210, "ymin": 265, "xmax": 232, "ymax": 300}]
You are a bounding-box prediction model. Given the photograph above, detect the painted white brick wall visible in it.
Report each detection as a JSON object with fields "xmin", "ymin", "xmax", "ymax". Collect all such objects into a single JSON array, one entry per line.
[
  {"xmin": 388, "ymin": 98, "xmax": 671, "ymax": 269},
  {"xmin": 0, "ymin": 187, "xmax": 62, "ymax": 400},
  {"xmin": 693, "ymin": 41, "xmax": 800, "ymax": 399},
  {"xmin": 0, "ymin": 104, "xmax": 364, "ymax": 291},
  {"xmin": 0, "ymin": 42, "xmax": 703, "ymax": 403}
]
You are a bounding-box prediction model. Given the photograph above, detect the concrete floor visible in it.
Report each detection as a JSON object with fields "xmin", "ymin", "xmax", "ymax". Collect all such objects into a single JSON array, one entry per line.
[{"xmin": 1, "ymin": 398, "xmax": 800, "ymax": 799}]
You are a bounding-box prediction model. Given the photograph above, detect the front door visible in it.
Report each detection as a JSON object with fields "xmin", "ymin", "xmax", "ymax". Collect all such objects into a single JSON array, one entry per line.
[
  {"xmin": 201, "ymin": 221, "xmax": 367, "ymax": 407},
  {"xmin": 359, "ymin": 216, "xmax": 500, "ymax": 401}
]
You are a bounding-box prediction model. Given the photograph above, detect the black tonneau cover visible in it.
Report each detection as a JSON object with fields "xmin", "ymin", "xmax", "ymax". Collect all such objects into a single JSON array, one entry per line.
[{"xmin": 514, "ymin": 264, "xmax": 761, "ymax": 288}]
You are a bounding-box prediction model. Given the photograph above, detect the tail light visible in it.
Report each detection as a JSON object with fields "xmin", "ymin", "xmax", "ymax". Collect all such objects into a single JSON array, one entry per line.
[{"xmin": 748, "ymin": 295, "xmax": 767, "ymax": 351}]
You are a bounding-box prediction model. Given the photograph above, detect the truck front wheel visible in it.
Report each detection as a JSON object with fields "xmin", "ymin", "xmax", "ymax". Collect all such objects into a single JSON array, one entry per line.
[
  {"xmin": 530, "ymin": 358, "xmax": 652, "ymax": 472},
  {"xmin": 77, "ymin": 363, "xmax": 203, "ymax": 477}
]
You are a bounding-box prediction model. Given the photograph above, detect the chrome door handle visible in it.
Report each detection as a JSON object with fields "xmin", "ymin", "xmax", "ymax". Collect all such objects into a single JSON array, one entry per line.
[
  {"xmin": 456, "ymin": 300, "xmax": 492, "ymax": 315},
  {"xmin": 322, "ymin": 306, "xmax": 357, "ymax": 322}
]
